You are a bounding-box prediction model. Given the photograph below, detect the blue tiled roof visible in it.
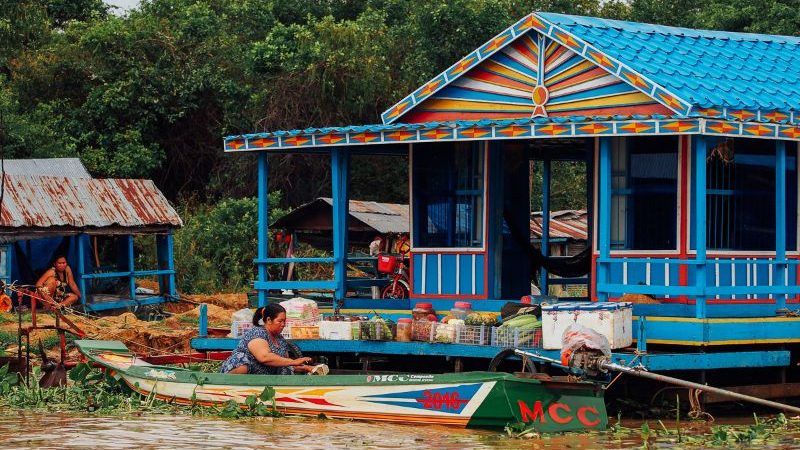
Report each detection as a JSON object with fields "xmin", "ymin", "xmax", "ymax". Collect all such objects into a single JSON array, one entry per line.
[{"xmin": 539, "ymin": 12, "xmax": 800, "ymax": 112}]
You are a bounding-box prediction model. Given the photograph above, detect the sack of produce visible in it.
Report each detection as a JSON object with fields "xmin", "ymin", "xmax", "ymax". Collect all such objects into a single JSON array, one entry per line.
[
  {"xmin": 500, "ymin": 302, "xmax": 541, "ymax": 319},
  {"xmin": 280, "ymin": 297, "xmax": 319, "ymax": 321}
]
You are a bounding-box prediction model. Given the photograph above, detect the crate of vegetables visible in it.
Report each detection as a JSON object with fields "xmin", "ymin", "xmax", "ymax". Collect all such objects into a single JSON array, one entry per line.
[
  {"xmin": 359, "ymin": 317, "xmax": 395, "ymax": 341},
  {"xmin": 454, "ymin": 324, "xmax": 491, "ymax": 345},
  {"xmin": 456, "ymin": 312, "xmax": 498, "ymax": 345},
  {"xmin": 491, "ymin": 314, "xmax": 542, "ymax": 348}
]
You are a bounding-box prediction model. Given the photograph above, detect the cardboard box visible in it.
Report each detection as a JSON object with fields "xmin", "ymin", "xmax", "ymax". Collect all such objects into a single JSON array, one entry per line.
[{"xmin": 290, "ymin": 325, "xmax": 320, "ymax": 340}]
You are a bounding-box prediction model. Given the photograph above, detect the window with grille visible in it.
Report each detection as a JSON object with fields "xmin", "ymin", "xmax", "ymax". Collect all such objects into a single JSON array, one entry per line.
[
  {"xmin": 610, "ymin": 136, "xmax": 679, "ymax": 250},
  {"xmin": 701, "ymin": 138, "xmax": 797, "ymax": 251},
  {"xmin": 412, "ymin": 142, "xmax": 484, "ymax": 248}
]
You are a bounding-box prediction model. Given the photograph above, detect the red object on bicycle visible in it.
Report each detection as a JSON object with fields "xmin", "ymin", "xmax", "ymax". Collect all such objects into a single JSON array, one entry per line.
[{"xmin": 377, "ymin": 254, "xmax": 399, "ymax": 274}]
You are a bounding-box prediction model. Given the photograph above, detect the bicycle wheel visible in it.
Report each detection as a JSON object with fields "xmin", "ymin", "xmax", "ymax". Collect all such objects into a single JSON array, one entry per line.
[{"xmin": 381, "ymin": 282, "xmax": 408, "ymax": 299}]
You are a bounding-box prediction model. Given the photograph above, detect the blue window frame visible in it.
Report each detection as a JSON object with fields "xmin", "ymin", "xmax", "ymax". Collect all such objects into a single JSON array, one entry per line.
[
  {"xmin": 412, "ymin": 142, "xmax": 484, "ymax": 248},
  {"xmin": 611, "ymin": 136, "xmax": 679, "ymax": 250},
  {"xmin": 699, "ymin": 137, "xmax": 797, "ymax": 251}
]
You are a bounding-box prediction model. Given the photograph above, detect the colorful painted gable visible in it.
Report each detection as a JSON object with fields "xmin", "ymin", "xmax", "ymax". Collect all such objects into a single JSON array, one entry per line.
[
  {"xmin": 401, "ymin": 30, "xmax": 671, "ymax": 123},
  {"xmin": 385, "ymin": 12, "xmax": 800, "ymax": 126}
]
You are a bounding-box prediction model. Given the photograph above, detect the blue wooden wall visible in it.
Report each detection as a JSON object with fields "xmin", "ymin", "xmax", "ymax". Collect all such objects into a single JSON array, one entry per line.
[{"xmin": 411, "ymin": 252, "xmax": 486, "ymax": 297}]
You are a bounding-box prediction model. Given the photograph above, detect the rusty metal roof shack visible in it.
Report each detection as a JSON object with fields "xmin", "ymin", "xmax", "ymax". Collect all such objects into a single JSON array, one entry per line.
[
  {"xmin": 530, "ymin": 210, "xmax": 588, "ymax": 242},
  {"xmin": 0, "ymin": 173, "xmax": 182, "ymax": 312},
  {"xmin": 272, "ymin": 198, "xmax": 408, "ymax": 248},
  {"xmin": 1, "ymin": 158, "xmax": 91, "ymax": 178},
  {"xmin": 0, "ymin": 175, "xmax": 182, "ymax": 241}
]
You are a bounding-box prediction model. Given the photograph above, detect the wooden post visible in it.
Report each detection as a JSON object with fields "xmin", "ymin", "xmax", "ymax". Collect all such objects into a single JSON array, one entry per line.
[
  {"xmin": 77, "ymin": 233, "xmax": 87, "ymax": 306},
  {"xmin": 540, "ymin": 159, "xmax": 551, "ymax": 294},
  {"xmin": 776, "ymin": 140, "xmax": 787, "ymax": 311},
  {"xmin": 597, "ymin": 138, "xmax": 612, "ymax": 301},
  {"xmin": 693, "ymin": 136, "xmax": 707, "ymax": 319},
  {"xmin": 332, "ymin": 147, "xmax": 350, "ymax": 303},
  {"xmin": 257, "ymin": 152, "xmax": 269, "ymax": 308},
  {"xmin": 127, "ymin": 234, "xmax": 136, "ymax": 304}
]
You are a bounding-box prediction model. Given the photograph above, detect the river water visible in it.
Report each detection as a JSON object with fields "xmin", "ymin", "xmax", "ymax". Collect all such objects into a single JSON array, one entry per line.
[{"xmin": 3, "ymin": 409, "xmax": 800, "ymax": 449}]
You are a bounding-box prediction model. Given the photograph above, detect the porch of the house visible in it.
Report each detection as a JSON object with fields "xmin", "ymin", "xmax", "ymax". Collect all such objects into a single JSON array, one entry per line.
[{"xmin": 194, "ymin": 131, "xmax": 800, "ymax": 373}]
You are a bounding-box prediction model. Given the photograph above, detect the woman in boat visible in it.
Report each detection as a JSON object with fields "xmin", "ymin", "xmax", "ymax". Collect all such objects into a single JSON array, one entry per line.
[
  {"xmin": 220, "ymin": 303, "xmax": 313, "ymax": 375},
  {"xmin": 36, "ymin": 255, "xmax": 81, "ymax": 310}
]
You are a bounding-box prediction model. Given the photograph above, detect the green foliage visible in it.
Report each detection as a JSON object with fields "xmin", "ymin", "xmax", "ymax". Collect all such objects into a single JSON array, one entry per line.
[
  {"xmin": 173, "ymin": 193, "xmax": 287, "ymax": 293},
  {"xmin": 0, "ymin": 364, "xmax": 18, "ymax": 395},
  {"xmin": 0, "ymin": 330, "xmax": 16, "ymax": 347}
]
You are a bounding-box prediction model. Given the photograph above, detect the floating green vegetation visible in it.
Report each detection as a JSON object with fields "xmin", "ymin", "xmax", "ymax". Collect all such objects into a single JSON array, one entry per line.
[
  {"xmin": 509, "ymin": 407, "xmax": 799, "ymax": 447},
  {"xmin": 0, "ymin": 363, "xmax": 280, "ymax": 420}
]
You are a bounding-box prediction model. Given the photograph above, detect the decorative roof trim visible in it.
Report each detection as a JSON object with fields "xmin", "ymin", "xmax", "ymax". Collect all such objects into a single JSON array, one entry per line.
[
  {"xmin": 380, "ymin": 12, "xmax": 694, "ymax": 125},
  {"xmin": 224, "ymin": 117, "xmax": 800, "ymax": 152}
]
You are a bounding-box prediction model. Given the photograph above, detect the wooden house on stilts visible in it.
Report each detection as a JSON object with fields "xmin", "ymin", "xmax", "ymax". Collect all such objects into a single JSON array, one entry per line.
[{"xmin": 204, "ymin": 13, "xmax": 800, "ymax": 378}]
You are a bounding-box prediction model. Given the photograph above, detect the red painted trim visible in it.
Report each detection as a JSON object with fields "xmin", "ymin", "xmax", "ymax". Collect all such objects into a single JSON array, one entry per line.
[
  {"xmin": 607, "ymin": 253, "xmax": 681, "ymax": 258},
  {"xmin": 705, "ymin": 254, "xmax": 780, "ymax": 259},
  {"xmin": 483, "ymin": 141, "xmax": 490, "ymax": 299},
  {"xmin": 414, "ymin": 293, "xmax": 487, "ymax": 300},
  {"xmin": 549, "ymin": 104, "xmax": 672, "ymax": 117},
  {"xmin": 795, "ymin": 253, "xmax": 800, "ymax": 302},
  {"xmin": 590, "ymin": 253, "xmax": 597, "ymax": 301},
  {"xmin": 678, "ymin": 135, "xmax": 689, "ymax": 303},
  {"xmin": 613, "ymin": 297, "xmax": 790, "ymax": 305},
  {"xmin": 409, "ymin": 250, "xmax": 415, "ymax": 297},
  {"xmin": 404, "ymin": 111, "xmax": 531, "ymax": 123},
  {"xmin": 644, "ymin": 298, "xmax": 785, "ymax": 305},
  {"xmin": 410, "ymin": 250, "xmax": 485, "ymax": 255}
]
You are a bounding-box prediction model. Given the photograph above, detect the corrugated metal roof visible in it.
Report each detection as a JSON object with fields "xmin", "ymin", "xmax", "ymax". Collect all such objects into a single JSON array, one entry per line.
[
  {"xmin": 273, "ymin": 198, "xmax": 409, "ymax": 234},
  {"xmin": 530, "ymin": 210, "xmax": 587, "ymax": 240},
  {"xmin": 2, "ymin": 158, "xmax": 91, "ymax": 178},
  {"xmin": 539, "ymin": 12, "xmax": 800, "ymax": 112},
  {"xmin": 0, "ymin": 175, "xmax": 182, "ymax": 229},
  {"xmin": 322, "ymin": 198, "xmax": 409, "ymax": 234}
]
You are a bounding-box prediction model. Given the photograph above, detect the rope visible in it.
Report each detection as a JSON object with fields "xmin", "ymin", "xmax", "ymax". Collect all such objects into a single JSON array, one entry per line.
[
  {"xmin": 7, "ymin": 282, "xmax": 203, "ymax": 359},
  {"xmin": 688, "ymin": 387, "xmax": 715, "ymax": 422},
  {"xmin": 604, "ymin": 353, "xmax": 640, "ymax": 391}
]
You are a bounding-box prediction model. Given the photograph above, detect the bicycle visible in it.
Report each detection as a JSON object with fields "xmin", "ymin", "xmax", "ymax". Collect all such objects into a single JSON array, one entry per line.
[{"xmin": 378, "ymin": 254, "xmax": 410, "ymax": 299}]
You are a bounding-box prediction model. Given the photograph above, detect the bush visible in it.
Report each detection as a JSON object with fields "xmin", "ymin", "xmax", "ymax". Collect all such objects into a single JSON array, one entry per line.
[{"xmin": 173, "ymin": 193, "xmax": 287, "ymax": 294}]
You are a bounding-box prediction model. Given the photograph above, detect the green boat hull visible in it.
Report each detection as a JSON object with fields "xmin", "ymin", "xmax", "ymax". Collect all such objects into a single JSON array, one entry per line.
[{"xmin": 76, "ymin": 340, "xmax": 606, "ymax": 431}]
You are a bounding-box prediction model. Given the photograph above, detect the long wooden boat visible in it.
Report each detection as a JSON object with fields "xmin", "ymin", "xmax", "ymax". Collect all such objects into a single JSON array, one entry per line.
[{"xmin": 76, "ymin": 340, "xmax": 607, "ymax": 431}]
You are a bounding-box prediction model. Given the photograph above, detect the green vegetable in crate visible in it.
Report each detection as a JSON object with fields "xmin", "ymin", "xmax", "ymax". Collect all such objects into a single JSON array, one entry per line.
[
  {"xmin": 496, "ymin": 314, "xmax": 541, "ymax": 346},
  {"xmin": 464, "ymin": 312, "xmax": 499, "ymax": 327},
  {"xmin": 362, "ymin": 316, "xmax": 394, "ymax": 340}
]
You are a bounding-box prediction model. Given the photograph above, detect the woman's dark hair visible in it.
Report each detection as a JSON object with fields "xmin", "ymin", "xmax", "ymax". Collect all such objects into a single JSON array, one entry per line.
[{"xmin": 253, "ymin": 303, "xmax": 286, "ymax": 326}]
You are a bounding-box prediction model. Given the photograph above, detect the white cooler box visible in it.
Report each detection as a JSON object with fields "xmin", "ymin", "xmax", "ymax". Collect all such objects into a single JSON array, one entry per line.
[
  {"xmin": 542, "ymin": 302, "xmax": 632, "ymax": 350},
  {"xmin": 319, "ymin": 320, "xmax": 358, "ymax": 340}
]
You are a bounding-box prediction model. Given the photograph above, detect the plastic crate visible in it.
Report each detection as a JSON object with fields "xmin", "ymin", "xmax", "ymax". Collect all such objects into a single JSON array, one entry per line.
[
  {"xmin": 429, "ymin": 322, "xmax": 456, "ymax": 343},
  {"xmin": 231, "ymin": 320, "xmax": 253, "ymax": 338},
  {"xmin": 377, "ymin": 254, "xmax": 400, "ymax": 274},
  {"xmin": 454, "ymin": 324, "xmax": 491, "ymax": 346},
  {"xmin": 491, "ymin": 326, "xmax": 542, "ymax": 348},
  {"xmin": 359, "ymin": 320, "xmax": 395, "ymax": 341}
]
